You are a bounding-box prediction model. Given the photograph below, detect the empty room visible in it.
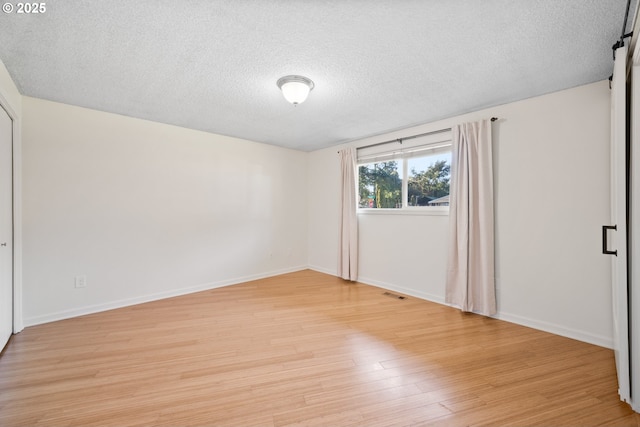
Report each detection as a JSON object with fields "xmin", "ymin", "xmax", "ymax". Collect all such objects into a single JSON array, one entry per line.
[{"xmin": 1, "ymin": 1, "xmax": 640, "ymax": 426}]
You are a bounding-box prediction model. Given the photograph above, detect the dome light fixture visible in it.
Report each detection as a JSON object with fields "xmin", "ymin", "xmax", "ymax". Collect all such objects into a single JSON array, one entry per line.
[{"xmin": 277, "ymin": 75, "xmax": 314, "ymax": 105}]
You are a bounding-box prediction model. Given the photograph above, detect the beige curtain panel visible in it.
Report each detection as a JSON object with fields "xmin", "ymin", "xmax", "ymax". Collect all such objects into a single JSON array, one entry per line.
[
  {"xmin": 338, "ymin": 147, "xmax": 358, "ymax": 281},
  {"xmin": 445, "ymin": 119, "xmax": 496, "ymax": 316}
]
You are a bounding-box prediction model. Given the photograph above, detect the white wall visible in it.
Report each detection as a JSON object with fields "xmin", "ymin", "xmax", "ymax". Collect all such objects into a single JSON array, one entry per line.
[
  {"xmin": 308, "ymin": 81, "xmax": 613, "ymax": 348},
  {"xmin": 0, "ymin": 59, "xmax": 21, "ymax": 113},
  {"xmin": 22, "ymin": 97, "xmax": 308, "ymax": 325}
]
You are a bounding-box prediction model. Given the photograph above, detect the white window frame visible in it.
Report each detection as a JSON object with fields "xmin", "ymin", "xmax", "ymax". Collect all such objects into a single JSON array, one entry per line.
[{"xmin": 357, "ymin": 132, "xmax": 451, "ymax": 216}]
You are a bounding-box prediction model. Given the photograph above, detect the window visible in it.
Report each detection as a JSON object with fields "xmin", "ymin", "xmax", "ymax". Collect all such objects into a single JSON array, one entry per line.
[
  {"xmin": 358, "ymin": 161, "xmax": 403, "ymax": 208},
  {"xmin": 407, "ymin": 152, "xmax": 451, "ymax": 207},
  {"xmin": 357, "ymin": 133, "xmax": 451, "ymax": 211}
]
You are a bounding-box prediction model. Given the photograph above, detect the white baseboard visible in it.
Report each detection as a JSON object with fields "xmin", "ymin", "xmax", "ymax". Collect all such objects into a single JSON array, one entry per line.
[
  {"xmin": 23, "ymin": 265, "xmax": 615, "ymax": 350},
  {"xmin": 307, "ymin": 267, "xmax": 446, "ymax": 303},
  {"xmin": 307, "ymin": 264, "xmax": 337, "ymax": 276},
  {"xmin": 493, "ymin": 311, "xmax": 613, "ymax": 349},
  {"xmin": 24, "ymin": 265, "xmax": 308, "ymax": 327},
  {"xmin": 310, "ymin": 269, "xmax": 613, "ymax": 350},
  {"xmin": 355, "ymin": 275, "xmax": 445, "ymax": 305}
]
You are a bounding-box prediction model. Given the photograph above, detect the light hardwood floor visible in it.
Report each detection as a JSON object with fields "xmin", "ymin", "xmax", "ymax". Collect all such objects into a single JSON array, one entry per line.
[{"xmin": 1, "ymin": 270, "xmax": 638, "ymax": 426}]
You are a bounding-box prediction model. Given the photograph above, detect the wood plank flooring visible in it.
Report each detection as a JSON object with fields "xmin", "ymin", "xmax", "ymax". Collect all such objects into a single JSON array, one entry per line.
[{"xmin": 0, "ymin": 269, "xmax": 638, "ymax": 426}]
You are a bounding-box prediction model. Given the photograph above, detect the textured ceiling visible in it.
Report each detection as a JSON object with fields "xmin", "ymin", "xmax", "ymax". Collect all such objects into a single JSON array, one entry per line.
[{"xmin": 0, "ymin": 1, "xmax": 636, "ymax": 151}]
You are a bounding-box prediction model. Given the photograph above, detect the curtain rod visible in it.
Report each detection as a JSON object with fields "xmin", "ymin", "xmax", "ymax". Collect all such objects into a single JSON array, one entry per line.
[{"xmin": 339, "ymin": 117, "xmax": 498, "ymax": 153}]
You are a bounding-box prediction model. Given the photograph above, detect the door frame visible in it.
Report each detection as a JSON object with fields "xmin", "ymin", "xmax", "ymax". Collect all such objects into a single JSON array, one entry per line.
[
  {"xmin": 610, "ymin": 44, "xmax": 631, "ymax": 404},
  {"xmin": 0, "ymin": 89, "xmax": 23, "ymax": 334},
  {"xmin": 631, "ymin": 36, "xmax": 640, "ymax": 413}
]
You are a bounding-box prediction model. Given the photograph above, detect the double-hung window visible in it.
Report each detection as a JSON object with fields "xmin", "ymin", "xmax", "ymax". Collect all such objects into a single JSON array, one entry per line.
[{"xmin": 357, "ymin": 130, "xmax": 451, "ymax": 212}]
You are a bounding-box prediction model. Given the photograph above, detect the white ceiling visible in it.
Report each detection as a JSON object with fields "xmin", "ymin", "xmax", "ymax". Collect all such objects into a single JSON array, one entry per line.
[{"xmin": 0, "ymin": 1, "xmax": 636, "ymax": 151}]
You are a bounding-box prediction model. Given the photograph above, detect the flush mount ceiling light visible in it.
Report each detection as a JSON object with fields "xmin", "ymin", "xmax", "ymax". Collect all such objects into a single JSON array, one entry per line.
[{"xmin": 277, "ymin": 75, "xmax": 314, "ymax": 105}]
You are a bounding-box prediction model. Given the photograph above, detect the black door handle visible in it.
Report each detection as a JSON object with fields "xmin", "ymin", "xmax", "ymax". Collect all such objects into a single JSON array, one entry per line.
[{"xmin": 602, "ymin": 225, "xmax": 618, "ymax": 256}]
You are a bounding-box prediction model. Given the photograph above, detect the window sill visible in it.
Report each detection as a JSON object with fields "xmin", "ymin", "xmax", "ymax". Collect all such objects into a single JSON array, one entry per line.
[{"xmin": 357, "ymin": 207, "xmax": 449, "ymax": 216}]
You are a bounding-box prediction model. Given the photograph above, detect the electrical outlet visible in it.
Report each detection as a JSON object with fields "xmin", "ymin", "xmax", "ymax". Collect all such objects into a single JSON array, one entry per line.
[{"xmin": 75, "ymin": 275, "xmax": 87, "ymax": 288}]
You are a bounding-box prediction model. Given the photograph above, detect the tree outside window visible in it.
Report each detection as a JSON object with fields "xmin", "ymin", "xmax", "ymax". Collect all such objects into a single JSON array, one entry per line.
[
  {"xmin": 358, "ymin": 161, "xmax": 402, "ymax": 208},
  {"xmin": 407, "ymin": 159, "xmax": 450, "ymax": 206}
]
